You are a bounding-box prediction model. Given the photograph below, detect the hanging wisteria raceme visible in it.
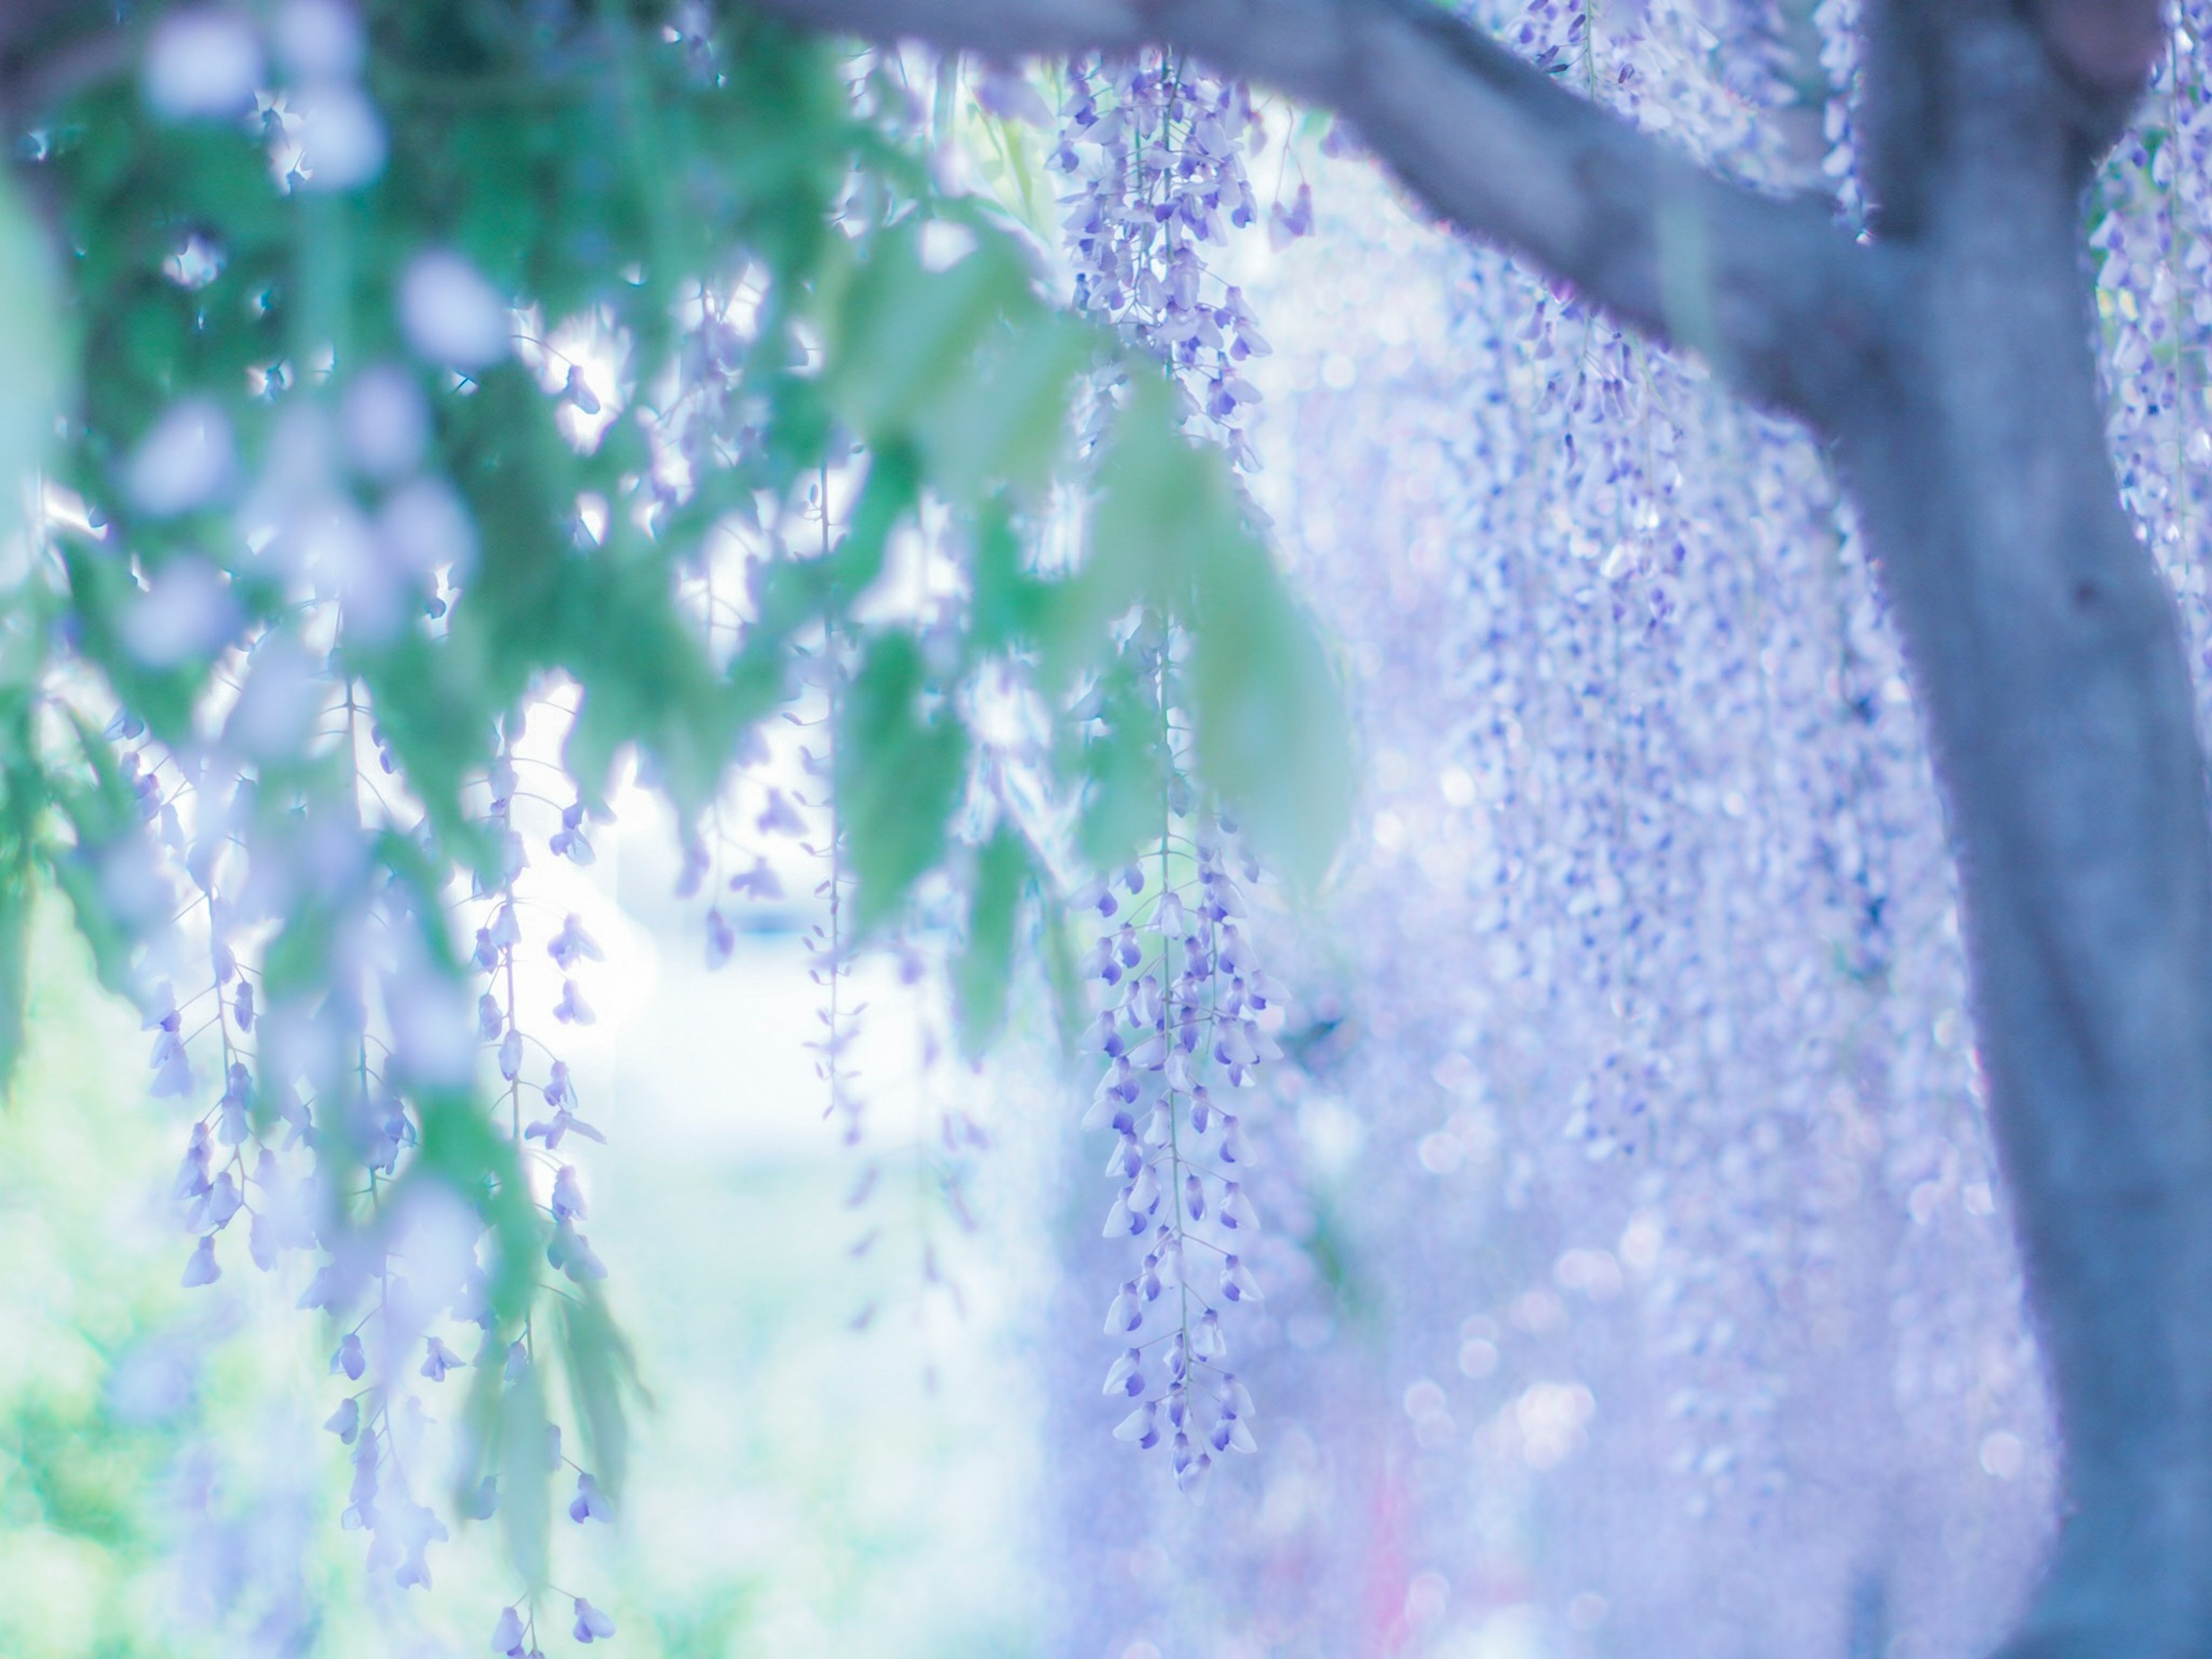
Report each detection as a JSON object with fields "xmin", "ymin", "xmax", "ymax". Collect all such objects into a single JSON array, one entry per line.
[
  {"xmin": 1020, "ymin": 1, "xmax": 2094, "ymax": 1655},
  {"xmin": 1054, "ymin": 53, "xmax": 1280, "ymax": 475},
  {"xmin": 1042, "ymin": 52, "xmax": 1327, "ymax": 1478},
  {"xmin": 122, "ymin": 525, "xmax": 633, "ymax": 1635},
  {"xmin": 22, "ymin": 0, "xmax": 1357, "ymax": 1624},
  {"xmin": 1073, "ymin": 632, "xmax": 1285, "ymax": 1494}
]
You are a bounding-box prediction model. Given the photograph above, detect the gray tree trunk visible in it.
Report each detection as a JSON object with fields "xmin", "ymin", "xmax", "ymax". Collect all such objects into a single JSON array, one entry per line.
[{"xmin": 1836, "ymin": 16, "xmax": 2212, "ymax": 1652}]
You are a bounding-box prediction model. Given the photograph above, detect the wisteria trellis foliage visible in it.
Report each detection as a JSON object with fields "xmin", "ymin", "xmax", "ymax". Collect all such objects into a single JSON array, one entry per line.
[
  {"xmin": 0, "ymin": 1, "xmax": 1351, "ymax": 1644},
  {"xmin": 12, "ymin": 0, "xmax": 2212, "ymax": 1650},
  {"xmin": 1014, "ymin": 5, "xmax": 2212, "ymax": 1655}
]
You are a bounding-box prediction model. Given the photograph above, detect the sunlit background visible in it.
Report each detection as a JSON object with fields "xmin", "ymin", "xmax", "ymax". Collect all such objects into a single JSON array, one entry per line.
[
  {"xmin": 28, "ymin": 2, "xmax": 2201, "ymax": 1648},
  {"xmin": 2, "ymin": 138, "xmax": 2059, "ymax": 1659}
]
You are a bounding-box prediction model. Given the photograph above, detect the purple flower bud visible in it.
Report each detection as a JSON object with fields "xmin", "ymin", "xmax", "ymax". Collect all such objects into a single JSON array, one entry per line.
[
  {"xmin": 1105, "ymin": 1281, "xmax": 1143, "ymax": 1335},
  {"xmin": 349, "ymin": 1431, "xmax": 378, "ymax": 1510},
  {"xmin": 498, "ymin": 1029, "xmax": 522, "ymax": 1081},
  {"xmin": 335, "ymin": 1332, "xmax": 365, "ymax": 1379},
  {"xmin": 552, "ymin": 1164, "xmax": 587, "ymax": 1222},
  {"xmin": 1218, "ymin": 1372, "xmax": 1255, "ymax": 1419},
  {"xmin": 571, "ymin": 1597, "xmax": 615, "ymax": 1642},
  {"xmin": 549, "ymin": 914, "xmax": 603, "ymax": 970},
  {"xmin": 217, "ymin": 1065, "xmax": 252, "ymax": 1143},
  {"xmin": 1084, "ymin": 1008, "xmax": 1123, "ymax": 1055},
  {"xmin": 525, "ymin": 1106, "xmax": 605, "ymax": 1150},
  {"xmin": 492, "ymin": 1607, "xmax": 527, "ymax": 1656},
  {"xmin": 1103, "ymin": 1348, "xmax": 1144, "ymax": 1396},
  {"xmin": 197, "ymin": 1171, "xmax": 241, "ymax": 1230},
  {"xmin": 1128, "ymin": 1164, "xmax": 1161, "ymax": 1214},
  {"xmin": 569, "ymin": 1471, "xmax": 613, "ymax": 1523},
  {"xmin": 325, "ymin": 1396, "xmax": 361, "ymax": 1442},
  {"xmin": 249, "ymin": 1210, "xmax": 278, "ymax": 1271},
  {"xmin": 421, "ymin": 1336, "xmax": 462, "ymax": 1381},
  {"xmin": 561, "ymin": 1230, "xmax": 608, "ymax": 1283},
  {"xmin": 1219, "ymin": 1182, "xmax": 1259, "ymax": 1232},
  {"xmin": 1189, "ymin": 1088, "xmax": 1214, "ymax": 1135},
  {"xmin": 1113, "ymin": 1400, "xmax": 1160, "ymax": 1448},
  {"xmin": 478, "ymin": 992, "xmax": 504, "ymax": 1041},
  {"xmin": 1066, "ymin": 885, "xmax": 1115, "ymax": 925},
  {"xmin": 552, "ymin": 980, "xmax": 595, "ymax": 1025},
  {"xmin": 729, "ymin": 856, "xmax": 783, "ymax": 900},
  {"xmin": 1081, "ymin": 1084, "xmax": 1128, "ymax": 1133},
  {"xmin": 1184, "ymin": 1171, "xmax": 1206, "ymax": 1222},
  {"xmin": 1217, "ymin": 931, "xmax": 1251, "ymax": 982},
  {"xmin": 151, "ymin": 1039, "xmax": 193, "ymax": 1099},
  {"xmin": 1219, "ymin": 1254, "xmax": 1263, "ymax": 1303},
  {"xmin": 1156, "ymin": 1232, "xmax": 1185, "ymax": 1289},
  {"xmin": 179, "ymin": 1238, "xmax": 220, "ymax": 1291}
]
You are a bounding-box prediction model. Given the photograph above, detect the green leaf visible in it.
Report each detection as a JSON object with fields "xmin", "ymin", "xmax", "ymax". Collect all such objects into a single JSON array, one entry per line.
[
  {"xmin": 967, "ymin": 499, "xmax": 1056, "ymax": 655},
  {"xmin": 953, "ymin": 827, "xmax": 1028, "ymax": 1058},
  {"xmin": 558, "ymin": 1285, "xmax": 646, "ymax": 1504},
  {"xmin": 495, "ymin": 1356, "xmax": 550, "ymax": 1584},
  {"xmin": 1037, "ymin": 885, "xmax": 1089, "ymax": 1058},
  {"xmin": 1188, "ymin": 533, "xmax": 1355, "ymax": 891},
  {"xmin": 0, "ymin": 175, "xmax": 60, "ymax": 549},
  {"xmin": 1059, "ymin": 372, "xmax": 1354, "ymax": 888},
  {"xmin": 1049, "ymin": 372, "xmax": 1220, "ymax": 687},
  {"xmin": 414, "ymin": 1098, "xmax": 541, "ymax": 1327},
  {"xmin": 0, "ymin": 849, "xmax": 30, "ymax": 1100},
  {"xmin": 835, "ymin": 630, "xmax": 969, "ymax": 932},
  {"xmin": 918, "ymin": 312, "xmax": 1087, "ymax": 505},
  {"xmin": 824, "ymin": 220, "xmax": 1035, "ymax": 444},
  {"xmin": 1075, "ymin": 669, "xmax": 1164, "ymax": 870}
]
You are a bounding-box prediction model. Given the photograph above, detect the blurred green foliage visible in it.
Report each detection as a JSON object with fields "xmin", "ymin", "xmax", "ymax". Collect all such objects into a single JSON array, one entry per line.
[
  {"xmin": 0, "ymin": 0, "xmax": 1350, "ymax": 1612},
  {"xmin": 0, "ymin": 900, "xmax": 1048, "ymax": 1656}
]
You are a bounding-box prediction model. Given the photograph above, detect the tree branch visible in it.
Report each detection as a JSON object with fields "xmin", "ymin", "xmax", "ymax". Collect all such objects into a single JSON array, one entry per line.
[
  {"xmin": 1857, "ymin": 0, "xmax": 2159, "ymax": 226},
  {"xmin": 753, "ymin": 0, "xmax": 1888, "ymax": 426}
]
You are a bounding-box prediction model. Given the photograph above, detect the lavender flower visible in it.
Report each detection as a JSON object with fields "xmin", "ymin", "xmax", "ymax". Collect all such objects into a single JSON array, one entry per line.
[
  {"xmin": 180, "ymin": 1234, "xmax": 221, "ymax": 1287},
  {"xmin": 569, "ymin": 1471, "xmax": 614, "ymax": 1522},
  {"xmin": 571, "ymin": 1597, "xmax": 616, "ymax": 1642}
]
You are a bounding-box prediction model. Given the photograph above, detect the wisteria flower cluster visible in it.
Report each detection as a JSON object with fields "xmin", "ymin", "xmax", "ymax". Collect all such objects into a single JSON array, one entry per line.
[
  {"xmin": 1054, "ymin": 55, "xmax": 1283, "ymax": 474},
  {"xmin": 1078, "ymin": 793, "xmax": 1283, "ymax": 1495},
  {"xmin": 1, "ymin": 1, "xmax": 1351, "ymax": 1636},
  {"xmin": 1025, "ymin": 0, "xmax": 2107, "ymax": 1647}
]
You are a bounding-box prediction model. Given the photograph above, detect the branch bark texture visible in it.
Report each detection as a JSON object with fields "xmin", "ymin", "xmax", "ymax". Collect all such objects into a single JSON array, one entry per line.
[{"xmin": 753, "ymin": 0, "xmax": 2212, "ymax": 1652}]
